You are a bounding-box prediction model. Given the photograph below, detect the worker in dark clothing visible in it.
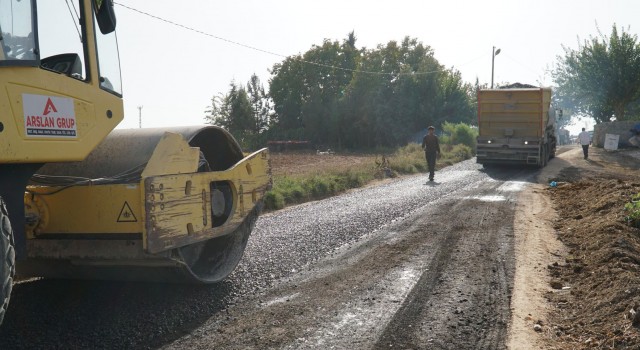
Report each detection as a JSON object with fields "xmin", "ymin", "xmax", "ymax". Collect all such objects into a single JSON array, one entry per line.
[{"xmin": 421, "ymin": 125, "xmax": 441, "ymax": 182}]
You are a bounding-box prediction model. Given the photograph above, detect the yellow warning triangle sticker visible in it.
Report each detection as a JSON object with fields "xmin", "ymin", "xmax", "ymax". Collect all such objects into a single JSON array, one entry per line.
[{"xmin": 117, "ymin": 201, "xmax": 137, "ymax": 222}]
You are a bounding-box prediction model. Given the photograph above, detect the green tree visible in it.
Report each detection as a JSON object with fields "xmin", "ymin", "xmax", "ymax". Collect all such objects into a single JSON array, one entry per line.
[
  {"xmin": 553, "ymin": 24, "xmax": 640, "ymax": 123},
  {"xmin": 204, "ymin": 92, "xmax": 225, "ymax": 126},
  {"xmin": 265, "ymin": 34, "xmax": 475, "ymax": 149},
  {"xmin": 205, "ymin": 81, "xmax": 253, "ymax": 145},
  {"xmin": 433, "ymin": 69, "xmax": 476, "ymax": 126},
  {"xmin": 344, "ymin": 37, "xmax": 474, "ymax": 148},
  {"xmin": 247, "ymin": 73, "xmax": 272, "ymax": 134},
  {"xmin": 269, "ymin": 56, "xmax": 306, "ymax": 133},
  {"xmin": 269, "ymin": 33, "xmax": 359, "ymax": 145}
]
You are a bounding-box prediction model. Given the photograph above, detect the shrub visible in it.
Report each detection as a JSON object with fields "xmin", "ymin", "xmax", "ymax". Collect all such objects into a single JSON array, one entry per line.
[
  {"xmin": 305, "ymin": 176, "xmax": 331, "ymax": 197},
  {"xmin": 275, "ymin": 177, "xmax": 306, "ymax": 202},
  {"xmin": 386, "ymin": 143, "xmax": 425, "ymax": 174},
  {"xmin": 441, "ymin": 122, "xmax": 478, "ymax": 153},
  {"xmin": 624, "ymin": 193, "xmax": 640, "ymax": 228},
  {"xmin": 448, "ymin": 144, "xmax": 474, "ymax": 161},
  {"xmin": 264, "ymin": 170, "xmax": 374, "ymax": 211},
  {"xmin": 341, "ymin": 169, "xmax": 374, "ymax": 188},
  {"xmin": 264, "ymin": 191, "xmax": 285, "ymax": 210}
]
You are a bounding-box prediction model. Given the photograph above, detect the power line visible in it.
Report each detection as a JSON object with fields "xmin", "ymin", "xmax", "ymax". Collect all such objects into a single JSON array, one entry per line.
[
  {"xmin": 455, "ymin": 52, "xmax": 489, "ymax": 69},
  {"xmin": 501, "ymin": 52, "xmax": 541, "ymax": 76},
  {"xmin": 500, "ymin": 52, "xmax": 552, "ymax": 85},
  {"xmin": 113, "ymin": 1, "xmax": 452, "ymax": 77},
  {"xmin": 114, "ymin": 2, "xmax": 285, "ymax": 58}
]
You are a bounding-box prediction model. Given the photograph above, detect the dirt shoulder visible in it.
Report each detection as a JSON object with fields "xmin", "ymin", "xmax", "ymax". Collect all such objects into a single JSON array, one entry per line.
[{"xmin": 509, "ymin": 146, "xmax": 640, "ymax": 349}]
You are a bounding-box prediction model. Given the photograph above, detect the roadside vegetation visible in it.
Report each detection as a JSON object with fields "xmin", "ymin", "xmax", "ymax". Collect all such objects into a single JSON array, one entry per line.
[
  {"xmin": 204, "ymin": 25, "xmax": 640, "ymax": 212},
  {"xmin": 203, "ymin": 31, "xmax": 480, "ymax": 211},
  {"xmin": 624, "ymin": 192, "xmax": 640, "ymax": 228},
  {"xmin": 264, "ymin": 122, "xmax": 476, "ymax": 210}
]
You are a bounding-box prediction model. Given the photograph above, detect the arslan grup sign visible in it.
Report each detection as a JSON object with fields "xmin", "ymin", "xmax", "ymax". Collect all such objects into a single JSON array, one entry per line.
[{"xmin": 23, "ymin": 93, "xmax": 77, "ymax": 138}]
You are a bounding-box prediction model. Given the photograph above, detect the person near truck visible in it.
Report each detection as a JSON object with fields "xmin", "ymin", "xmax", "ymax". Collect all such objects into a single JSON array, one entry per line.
[
  {"xmin": 578, "ymin": 127, "xmax": 591, "ymax": 159},
  {"xmin": 421, "ymin": 126, "xmax": 441, "ymax": 182}
]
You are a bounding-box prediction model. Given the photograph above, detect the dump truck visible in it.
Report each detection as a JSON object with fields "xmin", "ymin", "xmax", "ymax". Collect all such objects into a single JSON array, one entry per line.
[
  {"xmin": 0, "ymin": 0, "xmax": 270, "ymax": 326},
  {"xmin": 476, "ymin": 85, "xmax": 558, "ymax": 167}
]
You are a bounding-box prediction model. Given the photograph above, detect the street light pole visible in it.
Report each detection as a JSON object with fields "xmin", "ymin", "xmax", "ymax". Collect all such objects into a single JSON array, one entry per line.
[{"xmin": 491, "ymin": 46, "xmax": 501, "ymax": 89}]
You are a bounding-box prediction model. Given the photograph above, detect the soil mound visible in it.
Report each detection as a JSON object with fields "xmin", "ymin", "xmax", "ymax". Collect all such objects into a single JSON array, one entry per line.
[{"xmin": 544, "ymin": 148, "xmax": 640, "ymax": 349}]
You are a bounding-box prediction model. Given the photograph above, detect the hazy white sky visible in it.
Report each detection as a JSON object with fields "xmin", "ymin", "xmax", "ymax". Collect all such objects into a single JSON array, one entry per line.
[{"xmin": 113, "ymin": 0, "xmax": 638, "ymax": 133}]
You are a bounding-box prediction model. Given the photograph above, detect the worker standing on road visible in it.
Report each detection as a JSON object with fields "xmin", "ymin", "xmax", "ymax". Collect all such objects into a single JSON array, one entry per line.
[
  {"xmin": 578, "ymin": 127, "xmax": 591, "ymax": 159},
  {"xmin": 422, "ymin": 125, "xmax": 441, "ymax": 182}
]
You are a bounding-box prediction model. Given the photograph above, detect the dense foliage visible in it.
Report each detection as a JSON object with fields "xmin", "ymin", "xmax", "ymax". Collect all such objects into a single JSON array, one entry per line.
[
  {"xmin": 553, "ymin": 25, "xmax": 640, "ymax": 123},
  {"xmin": 439, "ymin": 122, "xmax": 478, "ymax": 153},
  {"xmin": 208, "ymin": 33, "xmax": 476, "ymax": 150},
  {"xmin": 204, "ymin": 74, "xmax": 272, "ymax": 149}
]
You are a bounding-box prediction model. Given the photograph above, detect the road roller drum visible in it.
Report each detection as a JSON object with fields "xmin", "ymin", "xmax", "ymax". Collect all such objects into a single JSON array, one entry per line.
[{"xmin": 18, "ymin": 126, "xmax": 270, "ymax": 283}]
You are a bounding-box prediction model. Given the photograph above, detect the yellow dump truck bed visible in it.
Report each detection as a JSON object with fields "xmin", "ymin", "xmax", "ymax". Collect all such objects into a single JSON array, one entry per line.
[
  {"xmin": 477, "ymin": 88, "xmax": 551, "ymax": 138},
  {"xmin": 476, "ymin": 87, "xmax": 556, "ymax": 167}
]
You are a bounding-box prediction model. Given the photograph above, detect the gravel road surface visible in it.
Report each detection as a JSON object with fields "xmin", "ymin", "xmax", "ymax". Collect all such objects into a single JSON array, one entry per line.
[{"xmin": 0, "ymin": 159, "xmax": 538, "ymax": 349}]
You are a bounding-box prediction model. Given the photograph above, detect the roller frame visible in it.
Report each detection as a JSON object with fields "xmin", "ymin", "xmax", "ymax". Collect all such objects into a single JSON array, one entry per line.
[{"xmin": 18, "ymin": 127, "xmax": 271, "ymax": 283}]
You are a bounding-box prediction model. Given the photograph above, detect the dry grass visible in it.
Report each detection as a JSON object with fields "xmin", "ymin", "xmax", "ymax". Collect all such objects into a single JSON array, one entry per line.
[{"xmin": 270, "ymin": 151, "xmax": 376, "ymax": 177}]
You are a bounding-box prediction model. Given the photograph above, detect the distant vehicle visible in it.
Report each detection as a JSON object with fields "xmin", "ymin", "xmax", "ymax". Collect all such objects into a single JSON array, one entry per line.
[{"xmin": 476, "ymin": 86, "xmax": 558, "ymax": 168}]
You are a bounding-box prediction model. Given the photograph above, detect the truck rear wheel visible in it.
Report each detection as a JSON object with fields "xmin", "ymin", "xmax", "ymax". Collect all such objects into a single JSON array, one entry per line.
[
  {"xmin": 538, "ymin": 146, "xmax": 547, "ymax": 168},
  {"xmin": 549, "ymin": 143, "xmax": 556, "ymax": 159},
  {"xmin": 0, "ymin": 198, "xmax": 15, "ymax": 325}
]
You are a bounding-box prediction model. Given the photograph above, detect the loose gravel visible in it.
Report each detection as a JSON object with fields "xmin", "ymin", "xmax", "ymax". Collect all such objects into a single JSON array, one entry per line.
[{"xmin": 0, "ymin": 159, "xmax": 515, "ymax": 349}]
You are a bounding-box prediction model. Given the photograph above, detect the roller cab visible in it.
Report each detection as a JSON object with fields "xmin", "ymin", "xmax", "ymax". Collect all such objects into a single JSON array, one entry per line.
[
  {"xmin": 0, "ymin": 0, "xmax": 271, "ymax": 329},
  {"xmin": 0, "ymin": 0, "xmax": 123, "ymax": 164}
]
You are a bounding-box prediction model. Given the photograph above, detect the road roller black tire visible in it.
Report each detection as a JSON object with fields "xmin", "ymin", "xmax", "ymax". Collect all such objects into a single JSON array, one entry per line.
[
  {"xmin": 0, "ymin": 198, "xmax": 15, "ymax": 325},
  {"xmin": 177, "ymin": 203, "xmax": 262, "ymax": 284}
]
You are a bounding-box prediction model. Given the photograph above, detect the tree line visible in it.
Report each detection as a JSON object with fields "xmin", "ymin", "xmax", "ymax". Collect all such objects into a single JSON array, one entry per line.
[
  {"xmin": 207, "ymin": 25, "xmax": 640, "ymax": 150},
  {"xmin": 205, "ymin": 33, "xmax": 476, "ymax": 150}
]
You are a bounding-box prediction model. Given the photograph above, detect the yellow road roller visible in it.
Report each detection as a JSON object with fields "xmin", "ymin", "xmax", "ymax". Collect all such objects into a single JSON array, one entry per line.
[{"xmin": 0, "ymin": 0, "xmax": 270, "ymax": 325}]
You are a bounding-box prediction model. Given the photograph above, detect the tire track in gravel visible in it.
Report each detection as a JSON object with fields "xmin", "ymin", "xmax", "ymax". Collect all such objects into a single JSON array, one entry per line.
[
  {"xmin": 374, "ymin": 179, "xmax": 520, "ymax": 349},
  {"xmin": 166, "ymin": 167, "xmax": 533, "ymax": 349},
  {"xmin": 0, "ymin": 160, "xmax": 486, "ymax": 349},
  {"xmin": 0, "ymin": 160, "xmax": 531, "ymax": 349}
]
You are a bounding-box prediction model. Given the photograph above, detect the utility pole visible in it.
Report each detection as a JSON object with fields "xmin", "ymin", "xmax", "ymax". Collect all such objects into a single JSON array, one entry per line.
[{"xmin": 137, "ymin": 106, "xmax": 143, "ymax": 128}]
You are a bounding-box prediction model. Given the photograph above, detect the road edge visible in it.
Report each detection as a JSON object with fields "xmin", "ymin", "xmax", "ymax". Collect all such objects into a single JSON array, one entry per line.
[{"xmin": 507, "ymin": 148, "xmax": 581, "ymax": 348}]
